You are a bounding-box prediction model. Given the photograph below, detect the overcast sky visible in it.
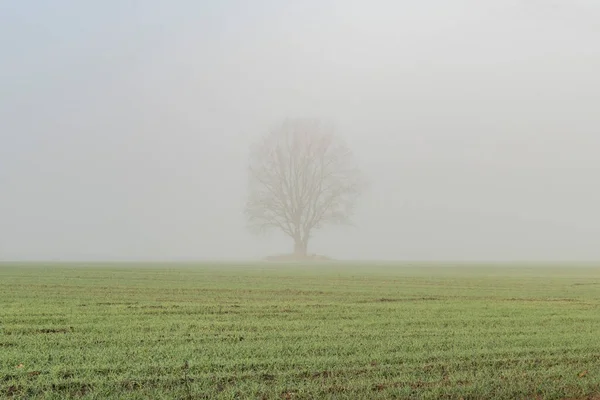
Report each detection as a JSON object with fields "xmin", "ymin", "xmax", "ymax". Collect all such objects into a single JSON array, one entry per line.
[{"xmin": 1, "ymin": 0, "xmax": 600, "ymax": 261}]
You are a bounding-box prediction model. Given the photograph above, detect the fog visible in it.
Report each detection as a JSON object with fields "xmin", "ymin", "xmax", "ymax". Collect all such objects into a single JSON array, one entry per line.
[{"xmin": 1, "ymin": 1, "xmax": 600, "ymax": 262}]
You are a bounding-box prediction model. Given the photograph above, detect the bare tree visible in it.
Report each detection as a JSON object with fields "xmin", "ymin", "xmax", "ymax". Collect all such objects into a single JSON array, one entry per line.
[{"xmin": 245, "ymin": 118, "xmax": 364, "ymax": 257}]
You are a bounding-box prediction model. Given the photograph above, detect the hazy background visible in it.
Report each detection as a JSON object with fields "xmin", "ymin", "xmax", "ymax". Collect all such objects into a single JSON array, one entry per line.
[{"xmin": 2, "ymin": 0, "xmax": 599, "ymax": 262}]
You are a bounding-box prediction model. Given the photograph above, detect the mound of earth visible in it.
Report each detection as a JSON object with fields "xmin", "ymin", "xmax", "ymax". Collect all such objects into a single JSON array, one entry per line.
[{"xmin": 263, "ymin": 253, "xmax": 334, "ymax": 262}]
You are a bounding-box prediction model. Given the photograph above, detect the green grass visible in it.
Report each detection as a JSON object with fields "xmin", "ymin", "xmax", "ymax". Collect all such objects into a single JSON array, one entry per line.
[{"xmin": 1, "ymin": 263, "xmax": 599, "ymax": 399}]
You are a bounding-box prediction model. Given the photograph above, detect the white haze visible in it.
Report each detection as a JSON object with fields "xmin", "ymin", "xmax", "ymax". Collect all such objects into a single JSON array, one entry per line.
[{"xmin": 1, "ymin": 0, "xmax": 599, "ymax": 262}]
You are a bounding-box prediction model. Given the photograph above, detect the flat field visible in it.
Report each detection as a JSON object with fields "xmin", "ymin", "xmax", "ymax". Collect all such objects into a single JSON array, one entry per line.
[{"xmin": 1, "ymin": 263, "xmax": 599, "ymax": 399}]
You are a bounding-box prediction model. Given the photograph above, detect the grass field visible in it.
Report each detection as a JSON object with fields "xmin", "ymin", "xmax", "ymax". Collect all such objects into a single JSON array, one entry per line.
[{"xmin": 1, "ymin": 263, "xmax": 599, "ymax": 399}]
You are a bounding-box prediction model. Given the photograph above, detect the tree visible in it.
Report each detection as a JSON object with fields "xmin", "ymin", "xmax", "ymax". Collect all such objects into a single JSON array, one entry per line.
[{"xmin": 245, "ymin": 118, "xmax": 364, "ymax": 257}]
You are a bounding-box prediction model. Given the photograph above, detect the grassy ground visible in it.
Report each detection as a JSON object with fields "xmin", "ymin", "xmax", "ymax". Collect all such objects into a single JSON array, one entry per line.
[{"xmin": 1, "ymin": 263, "xmax": 599, "ymax": 399}]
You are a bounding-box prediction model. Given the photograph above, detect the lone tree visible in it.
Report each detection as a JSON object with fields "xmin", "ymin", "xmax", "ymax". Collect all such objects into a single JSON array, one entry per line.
[{"xmin": 245, "ymin": 118, "xmax": 364, "ymax": 257}]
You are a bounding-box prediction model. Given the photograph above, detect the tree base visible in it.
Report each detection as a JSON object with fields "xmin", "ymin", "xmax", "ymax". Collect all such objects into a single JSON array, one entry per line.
[{"xmin": 263, "ymin": 253, "xmax": 333, "ymax": 262}]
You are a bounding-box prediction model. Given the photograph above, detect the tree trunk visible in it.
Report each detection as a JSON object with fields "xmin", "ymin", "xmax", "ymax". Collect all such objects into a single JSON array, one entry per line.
[{"xmin": 293, "ymin": 236, "xmax": 308, "ymax": 257}]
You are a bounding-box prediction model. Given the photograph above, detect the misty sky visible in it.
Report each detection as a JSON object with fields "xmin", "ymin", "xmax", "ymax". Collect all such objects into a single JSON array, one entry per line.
[{"xmin": 2, "ymin": 0, "xmax": 600, "ymax": 261}]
